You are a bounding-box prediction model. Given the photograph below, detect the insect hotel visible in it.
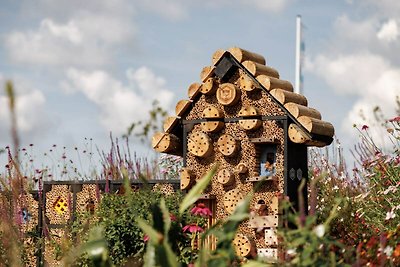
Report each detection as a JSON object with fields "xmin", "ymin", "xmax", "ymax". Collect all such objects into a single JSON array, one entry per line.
[{"xmin": 152, "ymin": 47, "xmax": 334, "ymax": 259}]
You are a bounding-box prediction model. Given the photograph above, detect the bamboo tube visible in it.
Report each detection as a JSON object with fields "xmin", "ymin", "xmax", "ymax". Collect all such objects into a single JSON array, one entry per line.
[
  {"xmin": 228, "ymin": 47, "xmax": 266, "ymax": 65},
  {"xmin": 284, "ymin": 103, "xmax": 321, "ymax": 120},
  {"xmin": 242, "ymin": 61, "xmax": 279, "ymax": 78},
  {"xmin": 298, "ymin": 116, "xmax": 335, "ymax": 137},
  {"xmin": 270, "ymin": 89, "xmax": 308, "ymax": 106},
  {"xmin": 152, "ymin": 132, "xmax": 181, "ymax": 153},
  {"xmin": 200, "ymin": 77, "xmax": 218, "ymax": 95},
  {"xmin": 163, "ymin": 116, "xmax": 179, "ymax": 133},
  {"xmin": 212, "ymin": 49, "xmax": 226, "ymax": 65},
  {"xmin": 200, "ymin": 66, "xmax": 215, "ymax": 82},
  {"xmin": 216, "ymin": 83, "xmax": 241, "ymax": 106},
  {"xmin": 175, "ymin": 99, "xmax": 192, "ymax": 117},
  {"xmin": 256, "ymin": 74, "xmax": 293, "ymax": 92},
  {"xmin": 187, "ymin": 82, "xmax": 202, "ymax": 99}
]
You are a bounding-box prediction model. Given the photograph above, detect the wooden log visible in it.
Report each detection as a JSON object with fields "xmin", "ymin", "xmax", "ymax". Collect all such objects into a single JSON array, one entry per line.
[
  {"xmin": 236, "ymin": 163, "xmax": 248, "ymax": 174},
  {"xmin": 152, "ymin": 132, "xmax": 181, "ymax": 153},
  {"xmin": 200, "ymin": 66, "xmax": 215, "ymax": 82},
  {"xmin": 256, "ymin": 74, "xmax": 293, "ymax": 92},
  {"xmin": 270, "ymin": 89, "xmax": 308, "ymax": 106},
  {"xmin": 228, "ymin": 47, "xmax": 266, "ymax": 65},
  {"xmin": 242, "ymin": 61, "xmax": 279, "ymax": 78},
  {"xmin": 288, "ymin": 123, "xmax": 309, "ymax": 144},
  {"xmin": 175, "ymin": 99, "xmax": 192, "ymax": 117},
  {"xmin": 298, "ymin": 116, "xmax": 335, "ymax": 137},
  {"xmin": 201, "ymin": 105, "xmax": 224, "ymax": 133},
  {"xmin": 217, "ymin": 168, "xmax": 235, "ymax": 186},
  {"xmin": 200, "ymin": 77, "xmax": 218, "ymax": 95},
  {"xmin": 216, "ymin": 83, "xmax": 241, "ymax": 106},
  {"xmin": 187, "ymin": 82, "xmax": 202, "ymax": 100},
  {"xmin": 212, "ymin": 49, "xmax": 226, "ymax": 65},
  {"xmin": 233, "ymin": 233, "xmax": 254, "ymax": 257},
  {"xmin": 217, "ymin": 134, "xmax": 238, "ymax": 157},
  {"xmin": 223, "ymin": 188, "xmax": 243, "ymax": 214},
  {"xmin": 238, "ymin": 106, "xmax": 262, "ymax": 131},
  {"xmin": 187, "ymin": 132, "xmax": 213, "ymax": 157},
  {"xmin": 180, "ymin": 168, "xmax": 193, "ymax": 190},
  {"xmin": 239, "ymin": 72, "xmax": 259, "ymax": 91},
  {"xmin": 284, "ymin": 103, "xmax": 321, "ymax": 120},
  {"xmin": 163, "ymin": 116, "xmax": 179, "ymax": 133},
  {"xmin": 288, "ymin": 123, "xmax": 330, "ymax": 147}
]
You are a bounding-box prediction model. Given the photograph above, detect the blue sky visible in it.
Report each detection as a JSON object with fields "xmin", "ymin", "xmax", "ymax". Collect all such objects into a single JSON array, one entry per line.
[{"xmin": 1, "ymin": 0, "xmax": 399, "ymax": 170}]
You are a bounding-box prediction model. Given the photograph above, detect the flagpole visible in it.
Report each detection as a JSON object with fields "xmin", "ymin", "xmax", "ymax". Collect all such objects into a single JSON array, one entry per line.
[{"xmin": 295, "ymin": 15, "xmax": 302, "ymax": 94}]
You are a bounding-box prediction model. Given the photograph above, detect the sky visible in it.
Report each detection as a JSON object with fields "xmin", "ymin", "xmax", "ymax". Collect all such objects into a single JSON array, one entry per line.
[{"xmin": 0, "ymin": 0, "xmax": 399, "ymax": 171}]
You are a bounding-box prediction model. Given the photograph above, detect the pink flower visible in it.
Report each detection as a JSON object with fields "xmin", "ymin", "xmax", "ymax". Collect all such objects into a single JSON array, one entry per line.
[
  {"xmin": 190, "ymin": 203, "xmax": 212, "ymax": 217},
  {"xmin": 389, "ymin": 116, "xmax": 400, "ymax": 122},
  {"xmin": 183, "ymin": 223, "xmax": 204, "ymax": 233},
  {"xmin": 143, "ymin": 234, "xmax": 149, "ymax": 242},
  {"xmin": 361, "ymin": 125, "xmax": 369, "ymax": 130},
  {"xmin": 170, "ymin": 213, "xmax": 177, "ymax": 222}
]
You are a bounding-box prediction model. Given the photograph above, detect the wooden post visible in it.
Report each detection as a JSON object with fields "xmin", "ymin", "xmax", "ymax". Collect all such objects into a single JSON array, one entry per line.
[
  {"xmin": 298, "ymin": 116, "xmax": 335, "ymax": 137},
  {"xmin": 284, "ymin": 103, "xmax": 321, "ymax": 119},
  {"xmin": 270, "ymin": 89, "xmax": 308, "ymax": 106},
  {"xmin": 242, "ymin": 61, "xmax": 279, "ymax": 78},
  {"xmin": 228, "ymin": 47, "xmax": 266, "ymax": 65},
  {"xmin": 200, "ymin": 77, "xmax": 218, "ymax": 95},
  {"xmin": 256, "ymin": 74, "xmax": 293, "ymax": 92},
  {"xmin": 152, "ymin": 132, "xmax": 181, "ymax": 154},
  {"xmin": 216, "ymin": 83, "xmax": 241, "ymax": 106},
  {"xmin": 187, "ymin": 82, "xmax": 202, "ymax": 100}
]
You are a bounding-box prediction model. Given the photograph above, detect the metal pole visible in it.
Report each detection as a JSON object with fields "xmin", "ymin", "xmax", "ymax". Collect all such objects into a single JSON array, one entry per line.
[{"xmin": 295, "ymin": 15, "xmax": 302, "ymax": 94}]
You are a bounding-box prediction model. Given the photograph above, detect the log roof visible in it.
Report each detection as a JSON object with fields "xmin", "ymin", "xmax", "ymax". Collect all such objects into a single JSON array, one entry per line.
[{"xmin": 152, "ymin": 47, "xmax": 334, "ymax": 154}]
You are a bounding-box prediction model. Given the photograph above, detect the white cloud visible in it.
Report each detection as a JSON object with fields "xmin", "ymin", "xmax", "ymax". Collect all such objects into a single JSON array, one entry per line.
[
  {"xmin": 5, "ymin": 9, "xmax": 135, "ymax": 67},
  {"xmin": 377, "ymin": 19, "xmax": 399, "ymax": 43},
  {"xmin": 308, "ymin": 51, "xmax": 400, "ymax": 145},
  {"xmin": 0, "ymin": 79, "xmax": 47, "ymax": 136},
  {"xmin": 64, "ymin": 67, "xmax": 174, "ymax": 135},
  {"xmin": 240, "ymin": 0, "xmax": 292, "ymax": 12}
]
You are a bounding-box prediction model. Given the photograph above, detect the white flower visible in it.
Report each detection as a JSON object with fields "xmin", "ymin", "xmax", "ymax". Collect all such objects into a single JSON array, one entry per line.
[
  {"xmin": 314, "ymin": 224, "xmax": 325, "ymax": 238},
  {"xmin": 384, "ymin": 246, "xmax": 393, "ymax": 257},
  {"xmin": 385, "ymin": 210, "xmax": 396, "ymax": 220}
]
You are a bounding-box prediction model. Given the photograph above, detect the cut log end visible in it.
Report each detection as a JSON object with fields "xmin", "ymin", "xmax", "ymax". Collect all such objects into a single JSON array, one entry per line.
[
  {"xmin": 175, "ymin": 99, "xmax": 192, "ymax": 117},
  {"xmin": 152, "ymin": 132, "xmax": 181, "ymax": 154},
  {"xmin": 187, "ymin": 82, "xmax": 202, "ymax": 99},
  {"xmin": 200, "ymin": 66, "xmax": 215, "ymax": 82},
  {"xmin": 216, "ymin": 83, "xmax": 241, "ymax": 106},
  {"xmin": 163, "ymin": 116, "xmax": 179, "ymax": 133},
  {"xmin": 212, "ymin": 49, "xmax": 226, "ymax": 65}
]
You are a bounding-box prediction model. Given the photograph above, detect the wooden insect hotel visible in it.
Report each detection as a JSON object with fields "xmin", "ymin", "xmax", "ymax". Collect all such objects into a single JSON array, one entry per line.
[{"xmin": 152, "ymin": 47, "xmax": 334, "ymax": 260}]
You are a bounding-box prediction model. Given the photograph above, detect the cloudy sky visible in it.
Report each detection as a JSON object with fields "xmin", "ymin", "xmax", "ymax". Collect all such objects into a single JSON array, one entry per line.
[{"xmin": 1, "ymin": 0, "xmax": 399, "ymax": 168}]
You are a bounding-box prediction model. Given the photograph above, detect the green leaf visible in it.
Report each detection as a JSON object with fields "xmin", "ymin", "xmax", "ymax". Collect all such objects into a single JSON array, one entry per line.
[
  {"xmin": 137, "ymin": 218, "xmax": 163, "ymax": 245},
  {"xmin": 242, "ymin": 260, "xmax": 271, "ymax": 267},
  {"xmin": 143, "ymin": 242, "xmax": 156, "ymax": 267},
  {"xmin": 179, "ymin": 164, "xmax": 218, "ymax": 215},
  {"xmin": 160, "ymin": 198, "xmax": 171, "ymax": 236}
]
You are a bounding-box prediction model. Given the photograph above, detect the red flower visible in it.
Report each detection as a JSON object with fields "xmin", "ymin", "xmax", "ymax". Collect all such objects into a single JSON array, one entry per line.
[
  {"xmin": 389, "ymin": 116, "xmax": 400, "ymax": 122},
  {"xmin": 190, "ymin": 203, "xmax": 212, "ymax": 217},
  {"xmin": 362, "ymin": 125, "xmax": 369, "ymax": 130},
  {"xmin": 143, "ymin": 234, "xmax": 149, "ymax": 242},
  {"xmin": 170, "ymin": 213, "xmax": 177, "ymax": 222},
  {"xmin": 183, "ymin": 223, "xmax": 204, "ymax": 233}
]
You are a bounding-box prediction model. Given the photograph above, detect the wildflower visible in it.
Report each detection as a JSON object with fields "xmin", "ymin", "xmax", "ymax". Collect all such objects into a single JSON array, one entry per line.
[
  {"xmin": 191, "ymin": 203, "xmax": 212, "ymax": 217},
  {"xmin": 361, "ymin": 125, "xmax": 369, "ymax": 130},
  {"xmin": 383, "ymin": 246, "xmax": 393, "ymax": 257},
  {"xmin": 313, "ymin": 224, "xmax": 325, "ymax": 238},
  {"xmin": 389, "ymin": 116, "xmax": 400, "ymax": 122},
  {"xmin": 183, "ymin": 223, "xmax": 204, "ymax": 233},
  {"xmin": 385, "ymin": 210, "xmax": 396, "ymax": 220},
  {"xmin": 170, "ymin": 213, "xmax": 177, "ymax": 222},
  {"xmin": 143, "ymin": 234, "xmax": 149, "ymax": 242}
]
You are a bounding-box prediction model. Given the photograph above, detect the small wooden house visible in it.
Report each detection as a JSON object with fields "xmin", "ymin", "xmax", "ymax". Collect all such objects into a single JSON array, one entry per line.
[{"xmin": 152, "ymin": 47, "xmax": 334, "ymax": 260}]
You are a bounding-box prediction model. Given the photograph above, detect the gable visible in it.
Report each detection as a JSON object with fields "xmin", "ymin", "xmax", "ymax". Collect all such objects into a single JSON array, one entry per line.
[{"xmin": 152, "ymin": 47, "xmax": 334, "ymax": 155}]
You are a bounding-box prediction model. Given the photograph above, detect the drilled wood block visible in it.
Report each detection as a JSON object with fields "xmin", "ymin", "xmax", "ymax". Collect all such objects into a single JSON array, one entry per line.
[
  {"xmin": 175, "ymin": 99, "xmax": 192, "ymax": 117},
  {"xmin": 216, "ymin": 83, "xmax": 241, "ymax": 106},
  {"xmin": 223, "ymin": 188, "xmax": 243, "ymax": 214},
  {"xmin": 187, "ymin": 132, "xmax": 213, "ymax": 158},
  {"xmin": 257, "ymin": 248, "xmax": 278, "ymax": 260},
  {"xmin": 238, "ymin": 106, "xmax": 262, "ymax": 131},
  {"xmin": 233, "ymin": 233, "xmax": 254, "ymax": 258},
  {"xmin": 217, "ymin": 134, "xmax": 238, "ymax": 157},
  {"xmin": 249, "ymin": 215, "xmax": 281, "ymax": 228},
  {"xmin": 217, "ymin": 168, "xmax": 234, "ymax": 186},
  {"xmin": 200, "ymin": 77, "xmax": 218, "ymax": 95},
  {"xmin": 201, "ymin": 105, "xmax": 224, "ymax": 133},
  {"xmin": 265, "ymin": 228, "xmax": 278, "ymax": 246},
  {"xmin": 180, "ymin": 167, "xmax": 193, "ymax": 190}
]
